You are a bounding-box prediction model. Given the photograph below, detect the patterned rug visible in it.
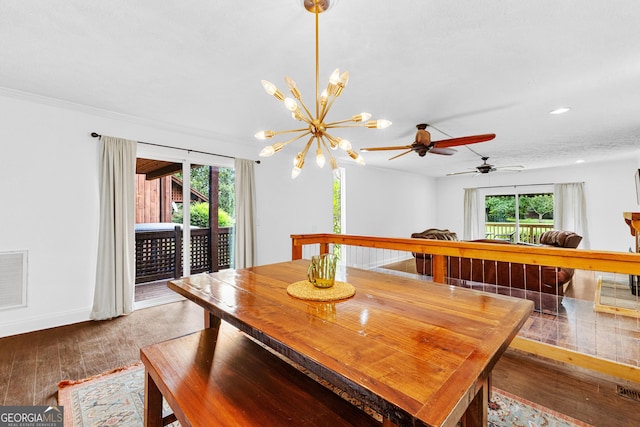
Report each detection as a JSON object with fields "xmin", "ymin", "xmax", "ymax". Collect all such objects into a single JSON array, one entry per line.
[{"xmin": 58, "ymin": 362, "xmax": 592, "ymax": 427}]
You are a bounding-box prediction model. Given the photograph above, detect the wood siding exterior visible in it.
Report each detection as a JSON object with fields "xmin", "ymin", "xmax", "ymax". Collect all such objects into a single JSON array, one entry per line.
[{"xmin": 135, "ymin": 175, "xmax": 172, "ymax": 223}]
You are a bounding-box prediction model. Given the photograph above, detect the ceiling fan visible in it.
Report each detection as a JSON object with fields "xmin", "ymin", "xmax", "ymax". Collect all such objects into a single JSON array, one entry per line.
[
  {"xmin": 360, "ymin": 124, "xmax": 495, "ymax": 160},
  {"xmin": 447, "ymin": 156, "xmax": 524, "ymax": 176}
]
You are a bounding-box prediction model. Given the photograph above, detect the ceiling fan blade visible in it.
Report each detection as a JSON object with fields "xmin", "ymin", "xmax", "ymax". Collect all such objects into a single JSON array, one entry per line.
[
  {"xmin": 432, "ymin": 133, "xmax": 496, "ymax": 148},
  {"xmin": 388, "ymin": 149, "xmax": 413, "ymax": 160},
  {"xmin": 446, "ymin": 170, "xmax": 478, "ymax": 176},
  {"xmin": 360, "ymin": 145, "xmax": 413, "ymax": 152},
  {"xmin": 429, "ymin": 147, "xmax": 457, "ymax": 155},
  {"xmin": 494, "ymin": 165, "xmax": 525, "ymax": 170}
]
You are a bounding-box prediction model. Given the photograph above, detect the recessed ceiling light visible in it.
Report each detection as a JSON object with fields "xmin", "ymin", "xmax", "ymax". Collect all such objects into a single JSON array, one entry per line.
[
  {"xmin": 550, "ymin": 107, "xmax": 571, "ymax": 115},
  {"xmin": 576, "ymin": 159, "xmax": 585, "ymax": 163}
]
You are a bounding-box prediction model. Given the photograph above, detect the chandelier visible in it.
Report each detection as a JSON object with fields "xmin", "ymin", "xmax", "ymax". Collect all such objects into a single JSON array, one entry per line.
[{"xmin": 255, "ymin": 0, "xmax": 391, "ymax": 179}]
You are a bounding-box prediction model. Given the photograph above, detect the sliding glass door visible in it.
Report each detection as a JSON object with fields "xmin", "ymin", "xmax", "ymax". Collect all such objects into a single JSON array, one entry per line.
[
  {"xmin": 133, "ymin": 154, "xmax": 234, "ymax": 307},
  {"xmin": 483, "ymin": 185, "xmax": 554, "ymax": 244}
]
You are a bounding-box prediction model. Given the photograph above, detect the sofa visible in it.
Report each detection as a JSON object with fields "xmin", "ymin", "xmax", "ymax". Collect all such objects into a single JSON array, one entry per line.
[
  {"xmin": 412, "ymin": 229, "xmax": 583, "ymax": 313},
  {"xmin": 412, "ymin": 228, "xmax": 459, "ymax": 276}
]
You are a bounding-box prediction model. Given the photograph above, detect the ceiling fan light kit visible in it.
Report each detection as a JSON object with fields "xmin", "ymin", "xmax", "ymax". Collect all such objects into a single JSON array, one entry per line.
[
  {"xmin": 255, "ymin": 0, "xmax": 391, "ymax": 179},
  {"xmin": 446, "ymin": 156, "xmax": 525, "ymax": 176}
]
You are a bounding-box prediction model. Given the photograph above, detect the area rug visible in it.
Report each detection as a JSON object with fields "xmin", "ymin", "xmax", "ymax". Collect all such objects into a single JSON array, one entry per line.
[{"xmin": 58, "ymin": 362, "xmax": 592, "ymax": 427}]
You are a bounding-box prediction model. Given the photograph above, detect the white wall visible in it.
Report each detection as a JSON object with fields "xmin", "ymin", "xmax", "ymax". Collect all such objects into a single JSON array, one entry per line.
[
  {"xmin": 436, "ymin": 156, "xmax": 640, "ymax": 252},
  {"xmin": 345, "ymin": 165, "xmax": 436, "ymax": 237},
  {"xmin": 0, "ymin": 91, "xmax": 253, "ymax": 337},
  {"xmin": 0, "ymin": 91, "xmax": 429, "ymax": 337},
  {"xmin": 254, "ymin": 153, "xmax": 335, "ymax": 265}
]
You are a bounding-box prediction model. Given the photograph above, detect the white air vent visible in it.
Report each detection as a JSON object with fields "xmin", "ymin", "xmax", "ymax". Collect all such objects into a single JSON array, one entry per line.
[{"xmin": 0, "ymin": 251, "xmax": 27, "ymax": 310}]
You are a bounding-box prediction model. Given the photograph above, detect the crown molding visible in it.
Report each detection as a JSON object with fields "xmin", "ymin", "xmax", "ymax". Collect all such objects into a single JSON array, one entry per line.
[{"xmin": 0, "ymin": 86, "xmax": 249, "ymax": 145}]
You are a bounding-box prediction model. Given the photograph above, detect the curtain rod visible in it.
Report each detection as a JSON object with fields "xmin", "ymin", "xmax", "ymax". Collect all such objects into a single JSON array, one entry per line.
[
  {"xmin": 469, "ymin": 182, "xmax": 584, "ymax": 190},
  {"xmin": 90, "ymin": 132, "xmax": 259, "ymax": 163}
]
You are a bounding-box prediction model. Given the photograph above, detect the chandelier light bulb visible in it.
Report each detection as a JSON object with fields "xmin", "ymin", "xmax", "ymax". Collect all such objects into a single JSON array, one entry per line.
[
  {"xmin": 338, "ymin": 71, "xmax": 349, "ymax": 87},
  {"xmin": 254, "ymin": 130, "xmax": 275, "ymax": 139},
  {"xmin": 285, "ymin": 76, "xmax": 302, "ymax": 99},
  {"xmin": 291, "ymin": 166, "xmax": 302, "ymax": 179},
  {"xmin": 352, "ymin": 112, "xmax": 371, "ymax": 122},
  {"xmin": 259, "ymin": 146, "xmax": 275, "ymax": 157},
  {"xmin": 338, "ymin": 138, "xmax": 352, "ymax": 150},
  {"xmin": 291, "ymin": 153, "xmax": 305, "ymax": 179},
  {"xmin": 348, "ymin": 150, "xmax": 366, "ymax": 165},
  {"xmin": 366, "ymin": 119, "xmax": 392, "ymax": 129},
  {"xmin": 376, "ymin": 119, "xmax": 392, "ymax": 129},
  {"xmin": 320, "ymin": 89, "xmax": 329, "ymax": 107},
  {"xmin": 261, "ymin": 80, "xmax": 277, "ymax": 95},
  {"xmin": 291, "ymin": 110, "xmax": 304, "ymax": 121},
  {"xmin": 262, "ymin": 80, "xmax": 285, "ymax": 101},
  {"xmin": 315, "ymin": 148, "xmax": 326, "ymax": 168},
  {"xmin": 329, "ymin": 69, "xmax": 340, "ymax": 85},
  {"xmin": 259, "ymin": 143, "xmax": 284, "ymax": 157},
  {"xmin": 284, "ymin": 98, "xmax": 299, "ymax": 112},
  {"xmin": 285, "ymin": 76, "xmax": 297, "ymax": 91}
]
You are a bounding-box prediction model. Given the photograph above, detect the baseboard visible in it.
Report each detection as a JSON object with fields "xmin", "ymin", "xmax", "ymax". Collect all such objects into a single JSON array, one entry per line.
[
  {"xmin": 0, "ymin": 307, "xmax": 91, "ymax": 338},
  {"xmin": 133, "ymin": 294, "xmax": 185, "ymax": 310}
]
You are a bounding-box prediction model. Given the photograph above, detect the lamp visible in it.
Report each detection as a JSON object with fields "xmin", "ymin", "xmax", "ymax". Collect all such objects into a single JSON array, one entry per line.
[{"xmin": 255, "ymin": 0, "xmax": 391, "ymax": 179}]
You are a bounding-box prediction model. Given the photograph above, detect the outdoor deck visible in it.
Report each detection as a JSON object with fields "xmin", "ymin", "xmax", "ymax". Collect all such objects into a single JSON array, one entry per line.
[{"xmin": 135, "ymin": 224, "xmax": 233, "ymax": 284}]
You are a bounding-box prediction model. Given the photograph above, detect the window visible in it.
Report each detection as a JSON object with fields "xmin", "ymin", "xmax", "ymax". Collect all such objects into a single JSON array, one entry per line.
[
  {"xmin": 333, "ymin": 168, "xmax": 345, "ymax": 258},
  {"xmin": 484, "ymin": 187, "xmax": 554, "ymax": 244}
]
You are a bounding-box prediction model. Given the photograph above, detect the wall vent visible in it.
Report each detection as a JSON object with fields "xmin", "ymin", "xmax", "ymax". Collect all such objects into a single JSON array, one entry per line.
[
  {"xmin": 0, "ymin": 251, "xmax": 27, "ymax": 310},
  {"xmin": 617, "ymin": 385, "xmax": 640, "ymax": 402}
]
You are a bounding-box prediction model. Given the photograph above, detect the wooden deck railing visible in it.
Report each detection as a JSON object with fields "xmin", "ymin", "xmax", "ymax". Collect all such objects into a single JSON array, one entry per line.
[
  {"xmin": 291, "ymin": 233, "xmax": 640, "ymax": 383},
  {"xmin": 135, "ymin": 226, "xmax": 233, "ymax": 283},
  {"xmin": 485, "ymin": 222, "xmax": 554, "ymax": 243}
]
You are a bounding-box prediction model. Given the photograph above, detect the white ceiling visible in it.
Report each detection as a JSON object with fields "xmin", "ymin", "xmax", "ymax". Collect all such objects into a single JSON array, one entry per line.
[{"xmin": 2, "ymin": 0, "xmax": 639, "ymax": 177}]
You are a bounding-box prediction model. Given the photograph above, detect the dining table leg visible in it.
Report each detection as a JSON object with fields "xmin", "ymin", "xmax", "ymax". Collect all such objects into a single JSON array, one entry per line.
[
  {"xmin": 204, "ymin": 310, "xmax": 221, "ymax": 333},
  {"xmin": 460, "ymin": 376, "xmax": 489, "ymax": 427},
  {"xmin": 144, "ymin": 369, "xmax": 164, "ymax": 427}
]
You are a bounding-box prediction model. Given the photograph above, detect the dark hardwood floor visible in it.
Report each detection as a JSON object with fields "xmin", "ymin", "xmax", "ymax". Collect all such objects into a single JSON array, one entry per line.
[
  {"xmin": 1, "ymin": 300, "xmax": 639, "ymax": 426},
  {"xmin": 0, "ymin": 300, "xmax": 202, "ymax": 407}
]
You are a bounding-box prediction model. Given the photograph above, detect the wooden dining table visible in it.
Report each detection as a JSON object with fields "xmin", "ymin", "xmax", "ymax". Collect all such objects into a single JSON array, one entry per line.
[{"xmin": 168, "ymin": 260, "xmax": 533, "ymax": 427}]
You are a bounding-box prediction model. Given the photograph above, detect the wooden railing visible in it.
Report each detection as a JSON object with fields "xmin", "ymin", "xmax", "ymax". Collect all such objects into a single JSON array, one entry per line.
[
  {"xmin": 485, "ymin": 222, "xmax": 554, "ymax": 243},
  {"xmin": 291, "ymin": 233, "xmax": 640, "ymax": 383},
  {"xmin": 135, "ymin": 226, "xmax": 233, "ymax": 283}
]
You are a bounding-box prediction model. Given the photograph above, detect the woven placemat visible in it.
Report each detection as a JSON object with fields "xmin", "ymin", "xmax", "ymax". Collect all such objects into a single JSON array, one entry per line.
[{"xmin": 287, "ymin": 280, "xmax": 355, "ymax": 302}]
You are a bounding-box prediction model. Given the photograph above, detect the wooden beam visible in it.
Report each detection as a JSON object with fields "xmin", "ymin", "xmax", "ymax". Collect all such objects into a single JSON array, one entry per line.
[{"xmin": 145, "ymin": 163, "xmax": 183, "ymax": 180}]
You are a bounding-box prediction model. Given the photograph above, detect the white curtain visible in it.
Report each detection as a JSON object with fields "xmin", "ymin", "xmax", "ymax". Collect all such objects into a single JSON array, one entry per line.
[
  {"xmin": 234, "ymin": 159, "xmax": 256, "ymax": 268},
  {"xmin": 554, "ymin": 182, "xmax": 590, "ymax": 248},
  {"xmin": 463, "ymin": 188, "xmax": 482, "ymax": 240},
  {"xmin": 91, "ymin": 136, "xmax": 137, "ymax": 320}
]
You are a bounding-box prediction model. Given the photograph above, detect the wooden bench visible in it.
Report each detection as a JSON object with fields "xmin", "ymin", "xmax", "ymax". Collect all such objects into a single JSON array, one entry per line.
[{"xmin": 140, "ymin": 324, "xmax": 381, "ymax": 427}]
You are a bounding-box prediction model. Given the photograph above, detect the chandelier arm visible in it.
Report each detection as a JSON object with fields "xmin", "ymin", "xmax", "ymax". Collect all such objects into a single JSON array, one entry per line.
[
  {"xmin": 326, "ymin": 123, "xmax": 367, "ymax": 129},
  {"xmin": 302, "ymin": 135, "xmax": 315, "ymax": 158},
  {"xmin": 325, "ymin": 118, "xmax": 358, "ymax": 127},
  {"xmin": 279, "ymin": 131, "xmax": 313, "ymax": 148},
  {"xmin": 295, "ymin": 97, "xmax": 316, "ymax": 123},
  {"xmin": 320, "ymin": 136, "xmax": 334, "ymax": 154},
  {"xmin": 273, "ymin": 127, "xmax": 313, "ymax": 136},
  {"xmin": 320, "ymin": 94, "xmax": 340, "ymax": 122},
  {"xmin": 322, "ymin": 131, "xmax": 343, "ymax": 150}
]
